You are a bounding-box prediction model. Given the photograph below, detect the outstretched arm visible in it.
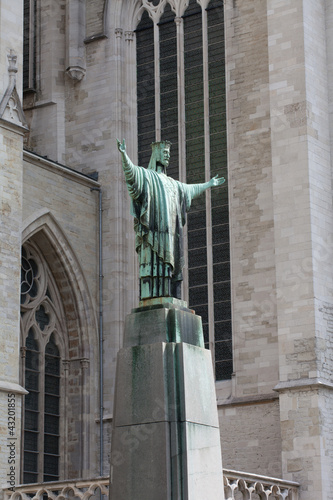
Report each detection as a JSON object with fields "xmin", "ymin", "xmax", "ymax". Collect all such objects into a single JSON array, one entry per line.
[
  {"xmin": 187, "ymin": 175, "xmax": 226, "ymax": 200},
  {"xmin": 117, "ymin": 138, "xmax": 136, "ymax": 181},
  {"xmin": 117, "ymin": 139, "xmax": 144, "ymax": 200}
]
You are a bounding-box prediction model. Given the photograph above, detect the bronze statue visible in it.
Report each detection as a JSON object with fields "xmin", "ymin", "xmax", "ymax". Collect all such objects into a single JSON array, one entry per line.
[{"xmin": 117, "ymin": 139, "xmax": 225, "ymax": 300}]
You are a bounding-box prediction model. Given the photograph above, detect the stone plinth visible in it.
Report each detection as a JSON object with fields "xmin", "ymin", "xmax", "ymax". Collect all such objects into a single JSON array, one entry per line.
[{"xmin": 110, "ymin": 298, "xmax": 224, "ymax": 500}]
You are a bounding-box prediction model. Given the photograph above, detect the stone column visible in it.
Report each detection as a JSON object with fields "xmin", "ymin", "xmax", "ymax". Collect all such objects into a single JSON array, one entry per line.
[
  {"xmin": 110, "ymin": 298, "xmax": 224, "ymax": 500},
  {"xmin": 0, "ymin": 0, "xmax": 27, "ymax": 488},
  {"xmin": 268, "ymin": 0, "xmax": 333, "ymax": 497}
]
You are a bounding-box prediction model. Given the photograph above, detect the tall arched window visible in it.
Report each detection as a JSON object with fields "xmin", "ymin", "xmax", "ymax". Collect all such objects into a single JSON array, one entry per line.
[
  {"xmin": 20, "ymin": 242, "xmax": 65, "ymax": 483},
  {"xmin": 136, "ymin": 0, "xmax": 231, "ymax": 380}
]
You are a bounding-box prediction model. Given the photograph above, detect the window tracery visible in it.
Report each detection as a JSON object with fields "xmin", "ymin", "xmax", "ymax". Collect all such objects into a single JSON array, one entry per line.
[{"xmin": 20, "ymin": 242, "xmax": 65, "ymax": 483}]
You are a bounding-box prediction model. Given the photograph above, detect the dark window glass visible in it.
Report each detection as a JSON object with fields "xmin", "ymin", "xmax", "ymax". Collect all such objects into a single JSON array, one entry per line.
[
  {"xmin": 24, "ymin": 431, "xmax": 38, "ymax": 452},
  {"xmin": 159, "ymin": 4, "xmax": 179, "ymax": 179},
  {"xmin": 24, "ymin": 451, "xmax": 38, "ymax": 472},
  {"xmin": 22, "ymin": 246, "xmax": 62, "ymax": 483},
  {"xmin": 136, "ymin": 0, "xmax": 231, "ymax": 381},
  {"xmin": 44, "ymin": 454, "xmax": 59, "ymax": 479},
  {"xmin": 23, "ymin": 0, "xmax": 36, "ymax": 90},
  {"xmin": 189, "ymin": 284, "xmax": 208, "ymax": 305},
  {"xmin": 44, "ymin": 414, "xmax": 60, "ymax": 435},
  {"xmin": 136, "ymin": 10, "xmax": 155, "ymax": 167},
  {"xmin": 23, "ymin": 330, "xmax": 40, "ymax": 481},
  {"xmin": 23, "ymin": 471, "xmax": 38, "ymax": 484},
  {"xmin": 24, "ymin": 410, "xmax": 39, "ymax": 431},
  {"xmin": 207, "ymin": 0, "xmax": 232, "ymax": 380},
  {"xmin": 44, "ymin": 434, "xmax": 59, "ymax": 455},
  {"xmin": 215, "ymin": 320, "xmax": 232, "ymax": 341},
  {"xmin": 189, "ymin": 267, "xmax": 208, "ymax": 288},
  {"xmin": 44, "ymin": 335, "xmax": 60, "ymax": 480},
  {"xmin": 215, "ymin": 359, "xmax": 233, "ymax": 381},
  {"xmin": 184, "ymin": 4, "xmax": 208, "ymax": 338}
]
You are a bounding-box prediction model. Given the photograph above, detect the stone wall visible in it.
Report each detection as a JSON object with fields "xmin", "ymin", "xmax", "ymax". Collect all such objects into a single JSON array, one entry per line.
[
  {"xmin": 225, "ymin": 0, "xmax": 279, "ymax": 400},
  {"xmin": 218, "ymin": 399, "xmax": 282, "ymax": 478},
  {"xmin": 2, "ymin": 0, "xmax": 333, "ymax": 496},
  {"xmin": 22, "ymin": 152, "xmax": 100, "ymax": 479},
  {"xmin": 0, "ymin": 0, "xmax": 25, "ymax": 489}
]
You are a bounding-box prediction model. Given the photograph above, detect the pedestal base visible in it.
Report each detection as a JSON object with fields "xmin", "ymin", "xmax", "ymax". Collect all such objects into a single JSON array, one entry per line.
[{"xmin": 110, "ymin": 299, "xmax": 224, "ymax": 500}]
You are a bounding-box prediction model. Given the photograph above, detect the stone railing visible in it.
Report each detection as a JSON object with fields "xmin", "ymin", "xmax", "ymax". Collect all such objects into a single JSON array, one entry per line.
[
  {"xmin": 3, "ymin": 478, "xmax": 109, "ymax": 500},
  {"xmin": 224, "ymin": 469, "xmax": 299, "ymax": 500},
  {"xmin": 3, "ymin": 471, "xmax": 299, "ymax": 500}
]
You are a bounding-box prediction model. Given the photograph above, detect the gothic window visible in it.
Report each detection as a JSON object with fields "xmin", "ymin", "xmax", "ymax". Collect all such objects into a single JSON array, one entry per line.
[
  {"xmin": 21, "ymin": 243, "xmax": 64, "ymax": 483},
  {"xmin": 136, "ymin": 0, "xmax": 231, "ymax": 380},
  {"xmin": 23, "ymin": 0, "xmax": 36, "ymax": 90}
]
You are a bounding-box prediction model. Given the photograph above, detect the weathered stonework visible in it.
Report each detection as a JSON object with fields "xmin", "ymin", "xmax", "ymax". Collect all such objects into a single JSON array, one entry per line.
[
  {"xmin": 110, "ymin": 299, "xmax": 224, "ymax": 499},
  {"xmin": 0, "ymin": 0, "xmax": 26, "ymax": 488},
  {"xmin": 22, "ymin": 152, "xmax": 100, "ymax": 479},
  {"xmin": 1, "ymin": 0, "xmax": 333, "ymax": 496}
]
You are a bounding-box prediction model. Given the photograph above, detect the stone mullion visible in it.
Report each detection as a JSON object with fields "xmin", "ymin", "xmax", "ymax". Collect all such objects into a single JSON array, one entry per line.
[
  {"xmin": 38, "ymin": 345, "xmax": 45, "ymax": 482},
  {"xmin": 114, "ymin": 26, "xmax": 125, "ymax": 353},
  {"xmin": 154, "ymin": 21, "xmax": 161, "ymax": 141},
  {"xmin": 27, "ymin": 0, "xmax": 35, "ymax": 89},
  {"xmin": 175, "ymin": 15, "xmax": 189, "ymax": 300},
  {"xmin": 175, "ymin": 16, "xmax": 186, "ymax": 183},
  {"xmin": 61, "ymin": 359, "xmax": 70, "ymax": 479},
  {"xmin": 80, "ymin": 358, "xmax": 90, "ymax": 477},
  {"xmin": 124, "ymin": 29, "xmax": 139, "ymax": 307}
]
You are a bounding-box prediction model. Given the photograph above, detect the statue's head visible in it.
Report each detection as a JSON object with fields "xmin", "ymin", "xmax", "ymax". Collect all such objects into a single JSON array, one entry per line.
[{"xmin": 148, "ymin": 141, "xmax": 171, "ymax": 173}]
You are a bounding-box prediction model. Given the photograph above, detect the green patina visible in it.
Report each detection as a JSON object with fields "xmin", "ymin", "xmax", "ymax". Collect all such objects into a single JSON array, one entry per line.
[{"xmin": 117, "ymin": 138, "xmax": 225, "ymax": 300}]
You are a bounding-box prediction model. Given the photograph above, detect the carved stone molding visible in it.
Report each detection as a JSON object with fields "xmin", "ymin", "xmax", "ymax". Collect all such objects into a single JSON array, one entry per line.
[
  {"xmin": 2, "ymin": 472, "xmax": 300, "ymax": 500},
  {"xmin": 125, "ymin": 31, "xmax": 135, "ymax": 42},
  {"xmin": 115, "ymin": 27, "xmax": 123, "ymax": 38},
  {"xmin": 80, "ymin": 358, "xmax": 90, "ymax": 370},
  {"xmin": 0, "ymin": 50, "xmax": 28, "ymax": 131}
]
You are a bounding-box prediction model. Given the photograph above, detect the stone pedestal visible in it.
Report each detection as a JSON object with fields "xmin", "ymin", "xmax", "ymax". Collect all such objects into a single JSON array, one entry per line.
[{"xmin": 110, "ymin": 298, "xmax": 224, "ymax": 500}]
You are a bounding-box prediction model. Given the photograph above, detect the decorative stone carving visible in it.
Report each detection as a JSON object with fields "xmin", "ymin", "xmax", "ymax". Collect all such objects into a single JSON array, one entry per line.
[
  {"xmin": 125, "ymin": 31, "xmax": 135, "ymax": 42},
  {"xmin": 2, "ymin": 472, "xmax": 300, "ymax": 500},
  {"xmin": 223, "ymin": 470, "xmax": 299, "ymax": 500},
  {"xmin": 0, "ymin": 50, "xmax": 28, "ymax": 131},
  {"xmin": 66, "ymin": 65, "xmax": 86, "ymax": 82}
]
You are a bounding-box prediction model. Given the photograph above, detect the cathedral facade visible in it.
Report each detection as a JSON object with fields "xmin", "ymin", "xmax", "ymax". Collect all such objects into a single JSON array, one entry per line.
[{"xmin": 0, "ymin": 0, "xmax": 333, "ymax": 498}]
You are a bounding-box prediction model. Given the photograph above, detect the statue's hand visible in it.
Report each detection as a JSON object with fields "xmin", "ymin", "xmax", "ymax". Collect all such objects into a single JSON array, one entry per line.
[
  {"xmin": 210, "ymin": 174, "xmax": 225, "ymax": 187},
  {"xmin": 117, "ymin": 138, "xmax": 126, "ymax": 154}
]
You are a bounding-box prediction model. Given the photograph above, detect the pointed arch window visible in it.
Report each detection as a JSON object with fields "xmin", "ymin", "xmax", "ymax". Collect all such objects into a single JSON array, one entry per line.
[
  {"xmin": 21, "ymin": 243, "xmax": 64, "ymax": 483},
  {"xmin": 136, "ymin": 0, "xmax": 231, "ymax": 380}
]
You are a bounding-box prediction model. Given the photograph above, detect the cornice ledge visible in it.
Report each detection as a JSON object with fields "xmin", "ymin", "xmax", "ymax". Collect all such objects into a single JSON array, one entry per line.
[
  {"xmin": 217, "ymin": 392, "xmax": 278, "ymax": 407},
  {"xmin": 274, "ymin": 377, "xmax": 333, "ymax": 392},
  {"xmin": 0, "ymin": 116, "xmax": 28, "ymax": 134},
  {"xmin": 0, "ymin": 380, "xmax": 28, "ymax": 395},
  {"xmin": 23, "ymin": 149, "xmax": 101, "ymax": 188}
]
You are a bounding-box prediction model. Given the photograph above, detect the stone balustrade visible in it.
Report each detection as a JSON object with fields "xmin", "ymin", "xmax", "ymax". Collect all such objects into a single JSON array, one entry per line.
[
  {"xmin": 224, "ymin": 470, "xmax": 299, "ymax": 500},
  {"xmin": 3, "ymin": 471, "xmax": 299, "ymax": 500},
  {"xmin": 3, "ymin": 478, "xmax": 110, "ymax": 500}
]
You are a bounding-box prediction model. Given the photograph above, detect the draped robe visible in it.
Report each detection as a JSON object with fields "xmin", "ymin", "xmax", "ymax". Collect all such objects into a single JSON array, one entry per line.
[{"xmin": 122, "ymin": 156, "xmax": 205, "ymax": 297}]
